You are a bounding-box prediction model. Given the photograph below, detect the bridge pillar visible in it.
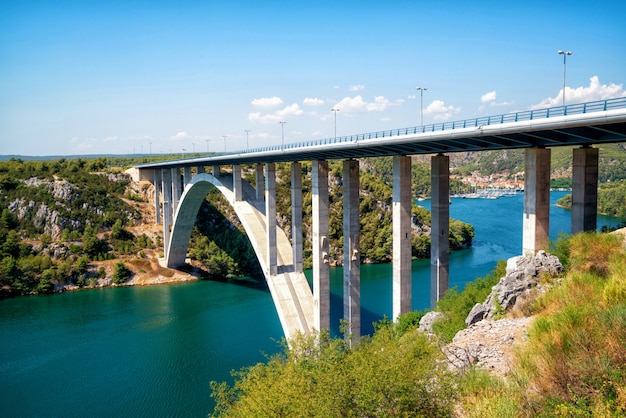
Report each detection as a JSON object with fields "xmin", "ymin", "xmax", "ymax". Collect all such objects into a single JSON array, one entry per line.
[
  {"xmin": 183, "ymin": 166, "xmax": 192, "ymax": 188},
  {"xmin": 571, "ymin": 146, "xmax": 599, "ymax": 234},
  {"xmin": 153, "ymin": 169, "xmax": 161, "ymax": 225},
  {"xmin": 265, "ymin": 163, "xmax": 277, "ymax": 276},
  {"xmin": 212, "ymin": 165, "xmax": 220, "ymax": 177},
  {"xmin": 161, "ymin": 168, "xmax": 173, "ymax": 255},
  {"xmin": 291, "ymin": 162, "xmax": 303, "ymax": 273},
  {"xmin": 171, "ymin": 168, "xmax": 181, "ymax": 212},
  {"xmin": 233, "ymin": 164, "xmax": 242, "ymax": 202},
  {"xmin": 196, "ymin": 165, "xmax": 205, "ymax": 175},
  {"xmin": 523, "ymin": 148, "xmax": 551, "ymax": 255},
  {"xmin": 393, "ymin": 155, "xmax": 412, "ymax": 320},
  {"xmin": 255, "ymin": 164, "xmax": 264, "ymax": 201},
  {"xmin": 431, "ymin": 154, "xmax": 449, "ymax": 307},
  {"xmin": 312, "ymin": 160, "xmax": 330, "ymax": 331},
  {"xmin": 343, "ymin": 159, "xmax": 361, "ymax": 343}
]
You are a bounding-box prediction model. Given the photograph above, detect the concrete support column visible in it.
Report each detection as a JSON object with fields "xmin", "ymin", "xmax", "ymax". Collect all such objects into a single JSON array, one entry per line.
[
  {"xmin": 212, "ymin": 165, "xmax": 220, "ymax": 177},
  {"xmin": 393, "ymin": 155, "xmax": 412, "ymax": 320},
  {"xmin": 161, "ymin": 168, "xmax": 173, "ymax": 255},
  {"xmin": 153, "ymin": 169, "xmax": 161, "ymax": 225},
  {"xmin": 171, "ymin": 168, "xmax": 181, "ymax": 212},
  {"xmin": 572, "ymin": 146, "xmax": 599, "ymax": 234},
  {"xmin": 291, "ymin": 162, "xmax": 303, "ymax": 273},
  {"xmin": 265, "ymin": 163, "xmax": 277, "ymax": 276},
  {"xmin": 343, "ymin": 159, "xmax": 360, "ymax": 343},
  {"xmin": 312, "ymin": 160, "xmax": 330, "ymax": 331},
  {"xmin": 233, "ymin": 164, "xmax": 242, "ymax": 202},
  {"xmin": 196, "ymin": 165, "xmax": 205, "ymax": 175},
  {"xmin": 523, "ymin": 148, "xmax": 551, "ymax": 255},
  {"xmin": 183, "ymin": 166, "xmax": 192, "ymax": 187},
  {"xmin": 255, "ymin": 164, "xmax": 264, "ymax": 201},
  {"xmin": 431, "ymin": 154, "xmax": 449, "ymax": 307}
]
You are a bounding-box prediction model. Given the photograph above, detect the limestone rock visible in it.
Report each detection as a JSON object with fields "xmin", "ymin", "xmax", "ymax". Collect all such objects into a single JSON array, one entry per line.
[
  {"xmin": 465, "ymin": 250, "xmax": 562, "ymax": 327},
  {"xmin": 418, "ymin": 311, "xmax": 445, "ymax": 334}
]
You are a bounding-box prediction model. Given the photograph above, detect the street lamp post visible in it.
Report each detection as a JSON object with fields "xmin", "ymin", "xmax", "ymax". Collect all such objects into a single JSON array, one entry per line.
[
  {"xmin": 244, "ymin": 129, "xmax": 251, "ymax": 150},
  {"xmin": 416, "ymin": 86, "xmax": 428, "ymax": 126},
  {"xmin": 279, "ymin": 121, "xmax": 286, "ymax": 149},
  {"xmin": 222, "ymin": 135, "xmax": 228, "ymax": 153},
  {"xmin": 331, "ymin": 108, "xmax": 340, "ymax": 140},
  {"xmin": 205, "ymin": 139, "xmax": 210, "ymax": 153},
  {"xmin": 557, "ymin": 50, "xmax": 573, "ymax": 107},
  {"xmin": 191, "ymin": 142, "xmax": 196, "ymax": 153}
]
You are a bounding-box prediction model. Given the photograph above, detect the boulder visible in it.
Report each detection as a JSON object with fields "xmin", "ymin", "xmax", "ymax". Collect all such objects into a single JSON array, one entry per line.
[
  {"xmin": 418, "ymin": 311, "xmax": 445, "ymax": 334},
  {"xmin": 465, "ymin": 250, "xmax": 563, "ymax": 326}
]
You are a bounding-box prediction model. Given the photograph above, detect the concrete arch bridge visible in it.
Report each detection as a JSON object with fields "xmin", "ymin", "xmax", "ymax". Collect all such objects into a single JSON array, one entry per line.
[{"xmin": 131, "ymin": 97, "xmax": 626, "ymax": 342}]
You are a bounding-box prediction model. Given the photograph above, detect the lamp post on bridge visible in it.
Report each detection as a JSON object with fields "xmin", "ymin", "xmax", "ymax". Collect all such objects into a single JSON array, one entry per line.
[
  {"xmin": 244, "ymin": 129, "xmax": 251, "ymax": 150},
  {"xmin": 416, "ymin": 86, "xmax": 428, "ymax": 126},
  {"xmin": 557, "ymin": 50, "xmax": 573, "ymax": 107},
  {"xmin": 279, "ymin": 121, "xmax": 286, "ymax": 150},
  {"xmin": 222, "ymin": 135, "xmax": 228, "ymax": 153},
  {"xmin": 205, "ymin": 139, "xmax": 210, "ymax": 153},
  {"xmin": 331, "ymin": 107, "xmax": 340, "ymax": 140}
]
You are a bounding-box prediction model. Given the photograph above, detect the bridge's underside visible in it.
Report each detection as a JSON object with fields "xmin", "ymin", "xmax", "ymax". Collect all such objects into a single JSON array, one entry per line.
[
  {"xmin": 166, "ymin": 173, "xmax": 314, "ymax": 340},
  {"xmin": 139, "ymin": 109, "xmax": 626, "ymax": 168}
]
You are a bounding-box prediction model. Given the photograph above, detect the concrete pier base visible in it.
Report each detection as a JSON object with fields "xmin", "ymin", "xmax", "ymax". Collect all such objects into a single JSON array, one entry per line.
[
  {"xmin": 431, "ymin": 154, "xmax": 449, "ymax": 307},
  {"xmin": 312, "ymin": 160, "xmax": 330, "ymax": 331},
  {"xmin": 571, "ymin": 146, "xmax": 599, "ymax": 234},
  {"xmin": 256, "ymin": 164, "xmax": 264, "ymax": 201},
  {"xmin": 171, "ymin": 168, "xmax": 181, "ymax": 211},
  {"xmin": 183, "ymin": 166, "xmax": 191, "ymax": 187},
  {"xmin": 233, "ymin": 164, "xmax": 242, "ymax": 202},
  {"xmin": 343, "ymin": 159, "xmax": 360, "ymax": 343},
  {"xmin": 523, "ymin": 148, "xmax": 551, "ymax": 255},
  {"xmin": 393, "ymin": 155, "xmax": 412, "ymax": 320},
  {"xmin": 291, "ymin": 162, "xmax": 303, "ymax": 273},
  {"xmin": 161, "ymin": 168, "xmax": 173, "ymax": 255},
  {"xmin": 153, "ymin": 169, "xmax": 161, "ymax": 225},
  {"xmin": 265, "ymin": 163, "xmax": 277, "ymax": 276}
]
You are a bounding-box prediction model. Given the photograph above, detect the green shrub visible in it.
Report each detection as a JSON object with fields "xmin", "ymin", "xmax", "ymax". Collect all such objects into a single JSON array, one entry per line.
[{"xmin": 112, "ymin": 261, "xmax": 132, "ymax": 284}]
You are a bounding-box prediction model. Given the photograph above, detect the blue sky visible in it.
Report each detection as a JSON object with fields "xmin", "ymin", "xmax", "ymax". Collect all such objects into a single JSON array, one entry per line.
[{"xmin": 1, "ymin": 0, "xmax": 625, "ymax": 156}]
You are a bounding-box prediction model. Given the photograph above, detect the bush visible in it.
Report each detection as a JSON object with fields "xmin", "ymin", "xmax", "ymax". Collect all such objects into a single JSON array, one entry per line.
[
  {"xmin": 112, "ymin": 261, "xmax": 132, "ymax": 284},
  {"xmin": 432, "ymin": 260, "xmax": 507, "ymax": 342},
  {"xmin": 210, "ymin": 325, "xmax": 456, "ymax": 417}
]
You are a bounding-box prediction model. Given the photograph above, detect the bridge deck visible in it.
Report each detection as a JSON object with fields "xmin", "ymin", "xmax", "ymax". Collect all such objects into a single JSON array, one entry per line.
[{"xmin": 138, "ymin": 98, "xmax": 626, "ymax": 169}]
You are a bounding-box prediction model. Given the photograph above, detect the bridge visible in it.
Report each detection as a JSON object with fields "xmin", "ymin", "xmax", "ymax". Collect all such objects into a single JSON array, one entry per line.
[{"xmin": 131, "ymin": 97, "xmax": 626, "ymax": 342}]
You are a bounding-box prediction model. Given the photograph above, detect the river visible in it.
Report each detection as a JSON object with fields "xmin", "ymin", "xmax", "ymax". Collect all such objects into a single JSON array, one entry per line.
[{"xmin": 1, "ymin": 191, "xmax": 623, "ymax": 417}]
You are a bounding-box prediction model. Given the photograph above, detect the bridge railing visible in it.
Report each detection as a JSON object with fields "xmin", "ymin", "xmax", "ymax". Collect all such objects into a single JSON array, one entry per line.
[{"xmin": 240, "ymin": 97, "xmax": 626, "ymax": 155}]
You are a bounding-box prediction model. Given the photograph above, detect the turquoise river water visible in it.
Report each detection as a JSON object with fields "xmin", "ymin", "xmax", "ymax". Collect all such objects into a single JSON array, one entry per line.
[{"xmin": 1, "ymin": 191, "xmax": 624, "ymax": 417}]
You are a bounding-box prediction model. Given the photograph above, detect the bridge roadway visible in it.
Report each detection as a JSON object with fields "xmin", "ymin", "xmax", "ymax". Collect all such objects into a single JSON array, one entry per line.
[{"xmin": 132, "ymin": 98, "xmax": 626, "ymax": 342}]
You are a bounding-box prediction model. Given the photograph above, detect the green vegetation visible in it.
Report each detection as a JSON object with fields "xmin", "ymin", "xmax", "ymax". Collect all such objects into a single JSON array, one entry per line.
[
  {"xmin": 211, "ymin": 232, "xmax": 626, "ymax": 417},
  {"xmin": 432, "ymin": 259, "xmax": 507, "ymax": 342},
  {"xmin": 0, "ymin": 157, "xmax": 154, "ymax": 296},
  {"xmin": 557, "ymin": 179, "xmax": 626, "ymax": 219},
  {"xmin": 0, "ymin": 155, "xmax": 475, "ymax": 295},
  {"xmin": 210, "ymin": 325, "xmax": 457, "ymax": 417}
]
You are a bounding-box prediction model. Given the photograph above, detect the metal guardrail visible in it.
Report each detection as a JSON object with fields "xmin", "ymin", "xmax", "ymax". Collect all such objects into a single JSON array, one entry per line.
[{"xmin": 241, "ymin": 97, "xmax": 626, "ymax": 155}]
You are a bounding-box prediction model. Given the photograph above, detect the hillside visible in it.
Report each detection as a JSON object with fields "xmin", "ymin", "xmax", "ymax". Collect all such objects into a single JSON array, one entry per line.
[
  {"xmin": 210, "ymin": 231, "xmax": 626, "ymax": 417},
  {"xmin": 0, "ymin": 156, "xmax": 474, "ymax": 296}
]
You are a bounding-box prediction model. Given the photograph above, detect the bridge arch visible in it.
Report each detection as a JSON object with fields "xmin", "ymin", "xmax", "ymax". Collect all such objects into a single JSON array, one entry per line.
[{"xmin": 165, "ymin": 172, "xmax": 314, "ymax": 339}]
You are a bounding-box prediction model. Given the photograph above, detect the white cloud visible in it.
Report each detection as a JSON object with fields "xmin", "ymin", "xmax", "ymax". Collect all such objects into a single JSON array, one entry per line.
[
  {"xmin": 424, "ymin": 100, "xmax": 461, "ymax": 121},
  {"xmin": 248, "ymin": 103, "xmax": 304, "ymax": 124},
  {"xmin": 481, "ymin": 91, "xmax": 497, "ymax": 103},
  {"xmin": 171, "ymin": 131, "xmax": 190, "ymax": 140},
  {"xmin": 349, "ymin": 84, "xmax": 365, "ymax": 91},
  {"xmin": 333, "ymin": 95, "xmax": 402, "ymax": 113},
  {"xmin": 303, "ymin": 97, "xmax": 325, "ymax": 106},
  {"xmin": 251, "ymin": 96, "xmax": 284, "ymax": 107},
  {"xmin": 531, "ymin": 76, "xmax": 626, "ymax": 109}
]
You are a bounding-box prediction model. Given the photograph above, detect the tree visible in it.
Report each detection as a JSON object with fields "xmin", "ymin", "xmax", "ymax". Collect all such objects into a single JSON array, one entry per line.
[{"xmin": 112, "ymin": 261, "xmax": 132, "ymax": 284}]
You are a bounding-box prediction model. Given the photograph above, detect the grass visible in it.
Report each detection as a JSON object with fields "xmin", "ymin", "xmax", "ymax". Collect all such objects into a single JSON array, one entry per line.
[{"xmin": 461, "ymin": 232, "xmax": 626, "ymax": 417}]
